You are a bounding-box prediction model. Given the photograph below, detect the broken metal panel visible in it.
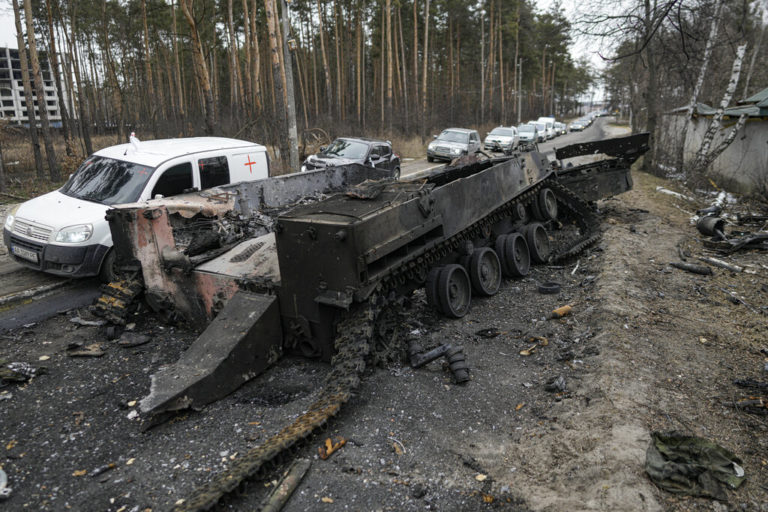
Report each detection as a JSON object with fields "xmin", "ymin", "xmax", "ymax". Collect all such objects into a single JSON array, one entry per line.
[
  {"xmin": 555, "ymin": 160, "xmax": 635, "ymax": 202},
  {"xmin": 139, "ymin": 291, "xmax": 283, "ymax": 415},
  {"xmin": 195, "ymin": 234, "xmax": 280, "ymax": 283},
  {"xmin": 555, "ymin": 133, "xmax": 650, "ymax": 163}
]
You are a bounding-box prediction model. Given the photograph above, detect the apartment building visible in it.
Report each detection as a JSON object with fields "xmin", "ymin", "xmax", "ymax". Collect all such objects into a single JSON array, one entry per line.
[{"xmin": 0, "ymin": 46, "xmax": 70, "ymax": 126}]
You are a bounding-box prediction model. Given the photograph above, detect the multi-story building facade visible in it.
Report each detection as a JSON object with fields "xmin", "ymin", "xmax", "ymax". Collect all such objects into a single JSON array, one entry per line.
[{"xmin": 0, "ymin": 46, "xmax": 70, "ymax": 127}]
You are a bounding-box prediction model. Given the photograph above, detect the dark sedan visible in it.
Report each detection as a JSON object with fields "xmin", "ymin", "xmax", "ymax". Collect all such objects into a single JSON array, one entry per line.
[{"xmin": 301, "ymin": 137, "xmax": 401, "ymax": 179}]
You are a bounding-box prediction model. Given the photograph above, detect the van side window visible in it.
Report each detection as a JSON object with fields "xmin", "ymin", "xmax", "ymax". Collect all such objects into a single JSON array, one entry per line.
[
  {"xmin": 151, "ymin": 162, "xmax": 193, "ymax": 198},
  {"xmin": 199, "ymin": 156, "xmax": 230, "ymax": 189},
  {"xmin": 379, "ymin": 145, "xmax": 391, "ymax": 157}
]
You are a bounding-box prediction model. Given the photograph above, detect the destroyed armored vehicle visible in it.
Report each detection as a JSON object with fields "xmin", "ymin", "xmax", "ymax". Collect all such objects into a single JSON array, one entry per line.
[{"xmin": 100, "ymin": 133, "xmax": 648, "ymax": 510}]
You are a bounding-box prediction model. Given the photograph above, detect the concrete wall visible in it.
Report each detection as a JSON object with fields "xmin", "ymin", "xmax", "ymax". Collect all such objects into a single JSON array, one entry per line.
[{"xmin": 661, "ymin": 114, "xmax": 768, "ymax": 194}]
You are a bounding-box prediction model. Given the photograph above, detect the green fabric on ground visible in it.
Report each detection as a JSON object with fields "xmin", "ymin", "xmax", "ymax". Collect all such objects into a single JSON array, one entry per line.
[{"xmin": 645, "ymin": 431, "xmax": 746, "ymax": 501}]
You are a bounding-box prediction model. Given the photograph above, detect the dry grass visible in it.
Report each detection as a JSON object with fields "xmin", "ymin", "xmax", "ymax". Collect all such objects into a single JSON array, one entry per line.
[{"xmin": 1, "ymin": 132, "xmax": 121, "ymax": 202}]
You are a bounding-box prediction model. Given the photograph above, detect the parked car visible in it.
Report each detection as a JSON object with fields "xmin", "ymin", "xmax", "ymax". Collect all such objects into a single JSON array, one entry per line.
[
  {"xmin": 532, "ymin": 122, "xmax": 548, "ymax": 142},
  {"xmin": 554, "ymin": 122, "xmax": 567, "ymax": 135},
  {"xmin": 517, "ymin": 124, "xmax": 539, "ymax": 150},
  {"xmin": 301, "ymin": 137, "xmax": 401, "ymax": 179},
  {"xmin": 569, "ymin": 120, "xmax": 585, "ymax": 131},
  {"xmin": 4, "ymin": 136, "xmax": 270, "ymax": 281},
  {"xmin": 537, "ymin": 117, "xmax": 557, "ymax": 139},
  {"xmin": 483, "ymin": 126, "xmax": 519, "ymax": 153},
  {"xmin": 427, "ymin": 128, "xmax": 482, "ymax": 162}
]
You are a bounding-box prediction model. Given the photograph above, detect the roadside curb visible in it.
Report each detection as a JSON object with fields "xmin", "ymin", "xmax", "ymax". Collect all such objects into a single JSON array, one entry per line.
[{"xmin": 0, "ymin": 281, "xmax": 71, "ymax": 308}]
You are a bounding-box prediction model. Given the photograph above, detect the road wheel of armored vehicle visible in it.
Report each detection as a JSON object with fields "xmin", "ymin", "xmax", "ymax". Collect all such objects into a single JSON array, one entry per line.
[
  {"xmin": 436, "ymin": 264, "xmax": 472, "ymax": 318},
  {"xmin": 495, "ymin": 234, "xmax": 530, "ymax": 278},
  {"xmin": 505, "ymin": 233, "xmax": 531, "ymax": 277},
  {"xmin": 514, "ymin": 202, "xmax": 530, "ymax": 223},
  {"xmin": 525, "ymin": 222, "xmax": 551, "ymax": 264},
  {"xmin": 425, "ymin": 266, "xmax": 443, "ymax": 310},
  {"xmin": 536, "ymin": 188, "xmax": 558, "ymax": 221},
  {"xmin": 468, "ymin": 248, "xmax": 502, "ymax": 296}
]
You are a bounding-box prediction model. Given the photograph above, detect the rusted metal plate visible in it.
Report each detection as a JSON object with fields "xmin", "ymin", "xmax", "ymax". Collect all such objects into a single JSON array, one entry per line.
[
  {"xmin": 196, "ymin": 233, "xmax": 280, "ymax": 282},
  {"xmin": 139, "ymin": 291, "xmax": 282, "ymax": 415}
]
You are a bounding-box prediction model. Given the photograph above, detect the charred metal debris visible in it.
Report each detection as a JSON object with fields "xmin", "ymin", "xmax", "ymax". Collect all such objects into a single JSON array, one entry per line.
[{"xmin": 87, "ymin": 134, "xmax": 647, "ymax": 510}]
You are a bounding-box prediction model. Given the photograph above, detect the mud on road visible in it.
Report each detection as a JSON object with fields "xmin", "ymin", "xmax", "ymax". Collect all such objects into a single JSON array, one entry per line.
[{"xmin": 1, "ymin": 168, "xmax": 767, "ymax": 511}]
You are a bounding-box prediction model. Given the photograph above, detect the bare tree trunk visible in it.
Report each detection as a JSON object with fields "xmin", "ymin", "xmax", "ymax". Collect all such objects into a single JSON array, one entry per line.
[
  {"xmin": 171, "ymin": 0, "xmax": 186, "ymax": 126},
  {"xmin": 45, "ymin": 0, "xmax": 73, "ymax": 156},
  {"xmin": 141, "ymin": 0, "xmax": 158, "ymax": 137},
  {"xmin": 397, "ymin": 6, "xmax": 409, "ymax": 133},
  {"xmin": 480, "ymin": 12, "xmax": 485, "ymax": 125},
  {"xmin": 420, "ymin": 0, "xmax": 429, "ymax": 142},
  {"xmin": 333, "ymin": 0, "xmax": 342, "ymax": 120},
  {"xmin": 692, "ymin": 43, "xmax": 748, "ymax": 173},
  {"xmin": 60, "ymin": 1, "xmax": 93, "ymax": 154},
  {"xmin": 265, "ymin": 0, "xmax": 288, "ymax": 166},
  {"xmin": 180, "ymin": 0, "xmax": 215, "ymax": 135},
  {"xmin": 12, "ymin": 0, "xmax": 44, "ymax": 179},
  {"xmin": 742, "ymin": 22, "xmax": 764, "ymax": 98},
  {"xmin": 356, "ymin": 5, "xmax": 362, "ymax": 126},
  {"xmin": 242, "ymin": 0, "xmax": 253, "ymax": 116},
  {"xmin": 641, "ymin": 0, "xmax": 659, "ymax": 173},
  {"xmin": 251, "ymin": 0, "xmax": 263, "ymax": 112},
  {"xmin": 700, "ymin": 113, "xmax": 748, "ymax": 169},
  {"xmin": 0, "ymin": 138, "xmax": 6, "ymax": 193},
  {"xmin": 677, "ymin": 0, "xmax": 723, "ymax": 173},
  {"xmin": 385, "ymin": 0, "xmax": 393, "ymax": 133},
  {"xmin": 413, "ymin": 0, "xmax": 418, "ymax": 115},
  {"xmin": 23, "ymin": 0, "xmax": 60, "ymax": 180},
  {"xmin": 317, "ymin": 0, "xmax": 333, "ymax": 115},
  {"xmin": 280, "ymin": 0, "xmax": 299, "ymax": 169}
]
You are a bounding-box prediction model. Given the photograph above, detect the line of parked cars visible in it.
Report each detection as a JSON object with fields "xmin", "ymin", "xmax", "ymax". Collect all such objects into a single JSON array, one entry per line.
[{"xmin": 568, "ymin": 111, "xmax": 600, "ymax": 131}]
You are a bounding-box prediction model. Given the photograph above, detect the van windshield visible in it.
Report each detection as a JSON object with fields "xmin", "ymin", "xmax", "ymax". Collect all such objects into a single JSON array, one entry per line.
[{"xmin": 60, "ymin": 156, "xmax": 155, "ymax": 205}]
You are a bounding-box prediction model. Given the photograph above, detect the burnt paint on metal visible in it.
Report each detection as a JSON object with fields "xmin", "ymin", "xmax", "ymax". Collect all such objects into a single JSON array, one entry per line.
[{"xmin": 554, "ymin": 133, "xmax": 650, "ymax": 162}]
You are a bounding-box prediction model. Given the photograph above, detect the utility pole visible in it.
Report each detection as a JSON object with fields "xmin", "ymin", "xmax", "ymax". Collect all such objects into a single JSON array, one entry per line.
[
  {"xmin": 281, "ymin": 0, "xmax": 299, "ymax": 171},
  {"xmin": 517, "ymin": 58, "xmax": 522, "ymax": 125}
]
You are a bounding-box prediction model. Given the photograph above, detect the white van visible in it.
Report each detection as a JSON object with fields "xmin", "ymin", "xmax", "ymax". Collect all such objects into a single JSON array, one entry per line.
[
  {"xmin": 3, "ymin": 136, "xmax": 269, "ymax": 281},
  {"xmin": 537, "ymin": 117, "xmax": 556, "ymax": 140}
]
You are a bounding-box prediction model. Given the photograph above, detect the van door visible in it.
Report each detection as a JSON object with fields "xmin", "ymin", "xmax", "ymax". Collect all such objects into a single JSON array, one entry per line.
[{"xmin": 146, "ymin": 161, "xmax": 195, "ymax": 199}]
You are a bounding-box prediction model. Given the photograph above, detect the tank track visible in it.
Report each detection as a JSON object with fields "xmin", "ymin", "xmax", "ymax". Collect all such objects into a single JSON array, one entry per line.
[
  {"xmin": 170, "ymin": 174, "xmax": 601, "ymax": 511},
  {"xmin": 173, "ymin": 297, "xmax": 377, "ymax": 512}
]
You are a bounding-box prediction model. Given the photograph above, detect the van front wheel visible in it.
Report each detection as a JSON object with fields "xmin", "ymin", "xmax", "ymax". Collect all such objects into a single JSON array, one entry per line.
[{"xmin": 99, "ymin": 250, "xmax": 118, "ymax": 283}]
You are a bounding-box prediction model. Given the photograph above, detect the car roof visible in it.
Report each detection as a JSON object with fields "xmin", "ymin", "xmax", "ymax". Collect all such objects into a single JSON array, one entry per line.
[
  {"xmin": 441, "ymin": 128, "xmax": 475, "ymax": 134},
  {"xmin": 95, "ymin": 137, "xmax": 265, "ymax": 167},
  {"xmin": 336, "ymin": 137, "xmax": 390, "ymax": 145}
]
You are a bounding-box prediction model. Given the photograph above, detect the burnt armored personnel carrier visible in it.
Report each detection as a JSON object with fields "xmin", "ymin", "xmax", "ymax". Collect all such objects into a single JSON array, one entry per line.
[{"xmin": 102, "ymin": 133, "xmax": 648, "ymax": 510}]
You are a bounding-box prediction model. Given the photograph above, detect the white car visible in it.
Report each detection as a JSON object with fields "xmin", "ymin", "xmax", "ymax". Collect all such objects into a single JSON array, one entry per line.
[
  {"xmin": 4, "ymin": 136, "xmax": 269, "ymax": 281},
  {"xmin": 483, "ymin": 126, "xmax": 519, "ymax": 152}
]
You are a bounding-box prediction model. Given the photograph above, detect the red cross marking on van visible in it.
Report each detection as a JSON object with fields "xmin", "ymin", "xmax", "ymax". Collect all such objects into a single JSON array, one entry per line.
[{"xmin": 244, "ymin": 155, "xmax": 257, "ymax": 173}]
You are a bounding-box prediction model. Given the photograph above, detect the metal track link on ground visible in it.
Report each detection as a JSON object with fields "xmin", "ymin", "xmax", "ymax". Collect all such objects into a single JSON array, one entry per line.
[
  {"xmin": 92, "ymin": 278, "xmax": 144, "ymax": 325},
  {"xmin": 548, "ymin": 180, "xmax": 602, "ymax": 262}
]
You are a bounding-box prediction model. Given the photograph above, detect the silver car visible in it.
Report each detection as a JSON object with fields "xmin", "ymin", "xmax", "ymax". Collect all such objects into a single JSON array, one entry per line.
[
  {"xmin": 483, "ymin": 126, "xmax": 519, "ymax": 153},
  {"xmin": 427, "ymin": 128, "xmax": 482, "ymax": 162}
]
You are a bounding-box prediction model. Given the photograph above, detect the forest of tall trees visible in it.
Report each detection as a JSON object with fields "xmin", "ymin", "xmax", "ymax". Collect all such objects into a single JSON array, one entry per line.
[{"xmin": 6, "ymin": 0, "xmax": 595, "ymax": 175}]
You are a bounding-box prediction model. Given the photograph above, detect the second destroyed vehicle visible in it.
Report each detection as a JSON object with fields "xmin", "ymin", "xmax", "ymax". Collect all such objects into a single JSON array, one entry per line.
[
  {"xmin": 301, "ymin": 137, "xmax": 401, "ymax": 179},
  {"xmin": 427, "ymin": 128, "xmax": 482, "ymax": 162},
  {"xmin": 483, "ymin": 126, "xmax": 519, "ymax": 153},
  {"xmin": 3, "ymin": 136, "xmax": 269, "ymax": 282}
]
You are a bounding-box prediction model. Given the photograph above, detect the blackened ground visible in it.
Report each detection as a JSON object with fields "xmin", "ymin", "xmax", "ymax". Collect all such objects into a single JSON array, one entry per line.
[{"xmin": 1, "ymin": 168, "xmax": 768, "ymax": 512}]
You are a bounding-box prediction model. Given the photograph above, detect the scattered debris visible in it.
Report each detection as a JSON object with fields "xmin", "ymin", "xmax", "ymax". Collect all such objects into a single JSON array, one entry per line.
[
  {"xmin": 520, "ymin": 337, "xmax": 548, "ymax": 356},
  {"xmin": 537, "ymin": 281, "xmax": 561, "ymax": 294},
  {"xmin": 260, "ymin": 459, "xmax": 312, "ymax": 512},
  {"xmin": 0, "ymin": 361, "xmax": 45, "ymax": 383},
  {"xmin": 645, "ymin": 431, "xmax": 746, "ymax": 501},
  {"xmin": 118, "ymin": 333, "xmax": 151, "ymax": 348},
  {"xmin": 91, "ymin": 463, "xmax": 117, "ymax": 477},
  {"xmin": 475, "ymin": 473, "xmax": 488, "ymax": 482},
  {"xmin": 72, "ymin": 469, "xmax": 88, "ymax": 477},
  {"xmin": 549, "ymin": 305, "xmax": 572, "ymax": 319},
  {"xmin": 544, "ymin": 375, "xmax": 567, "ymax": 392},
  {"xmin": 409, "ymin": 343, "xmax": 450, "ymax": 368},
  {"xmin": 733, "ymin": 378, "xmax": 768, "ymax": 391},
  {"xmin": 656, "ymin": 187, "xmax": 693, "ymax": 201},
  {"xmin": 66, "ymin": 343, "xmax": 106, "ymax": 358},
  {"xmin": 318, "ymin": 437, "xmax": 346, "ymax": 460},
  {"xmin": 670, "ymin": 262, "xmax": 712, "ymax": 276},
  {"xmin": 698, "ymin": 256, "xmax": 743, "ymax": 273},
  {"xmin": 475, "ymin": 328, "xmax": 501, "ymax": 338},
  {"xmin": 389, "ymin": 437, "xmax": 406, "ymax": 455},
  {"xmin": 408, "ymin": 342, "xmax": 470, "ymax": 383},
  {"xmin": 69, "ymin": 316, "xmax": 107, "ymax": 327},
  {"xmin": 731, "ymin": 397, "xmax": 768, "ymax": 416}
]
